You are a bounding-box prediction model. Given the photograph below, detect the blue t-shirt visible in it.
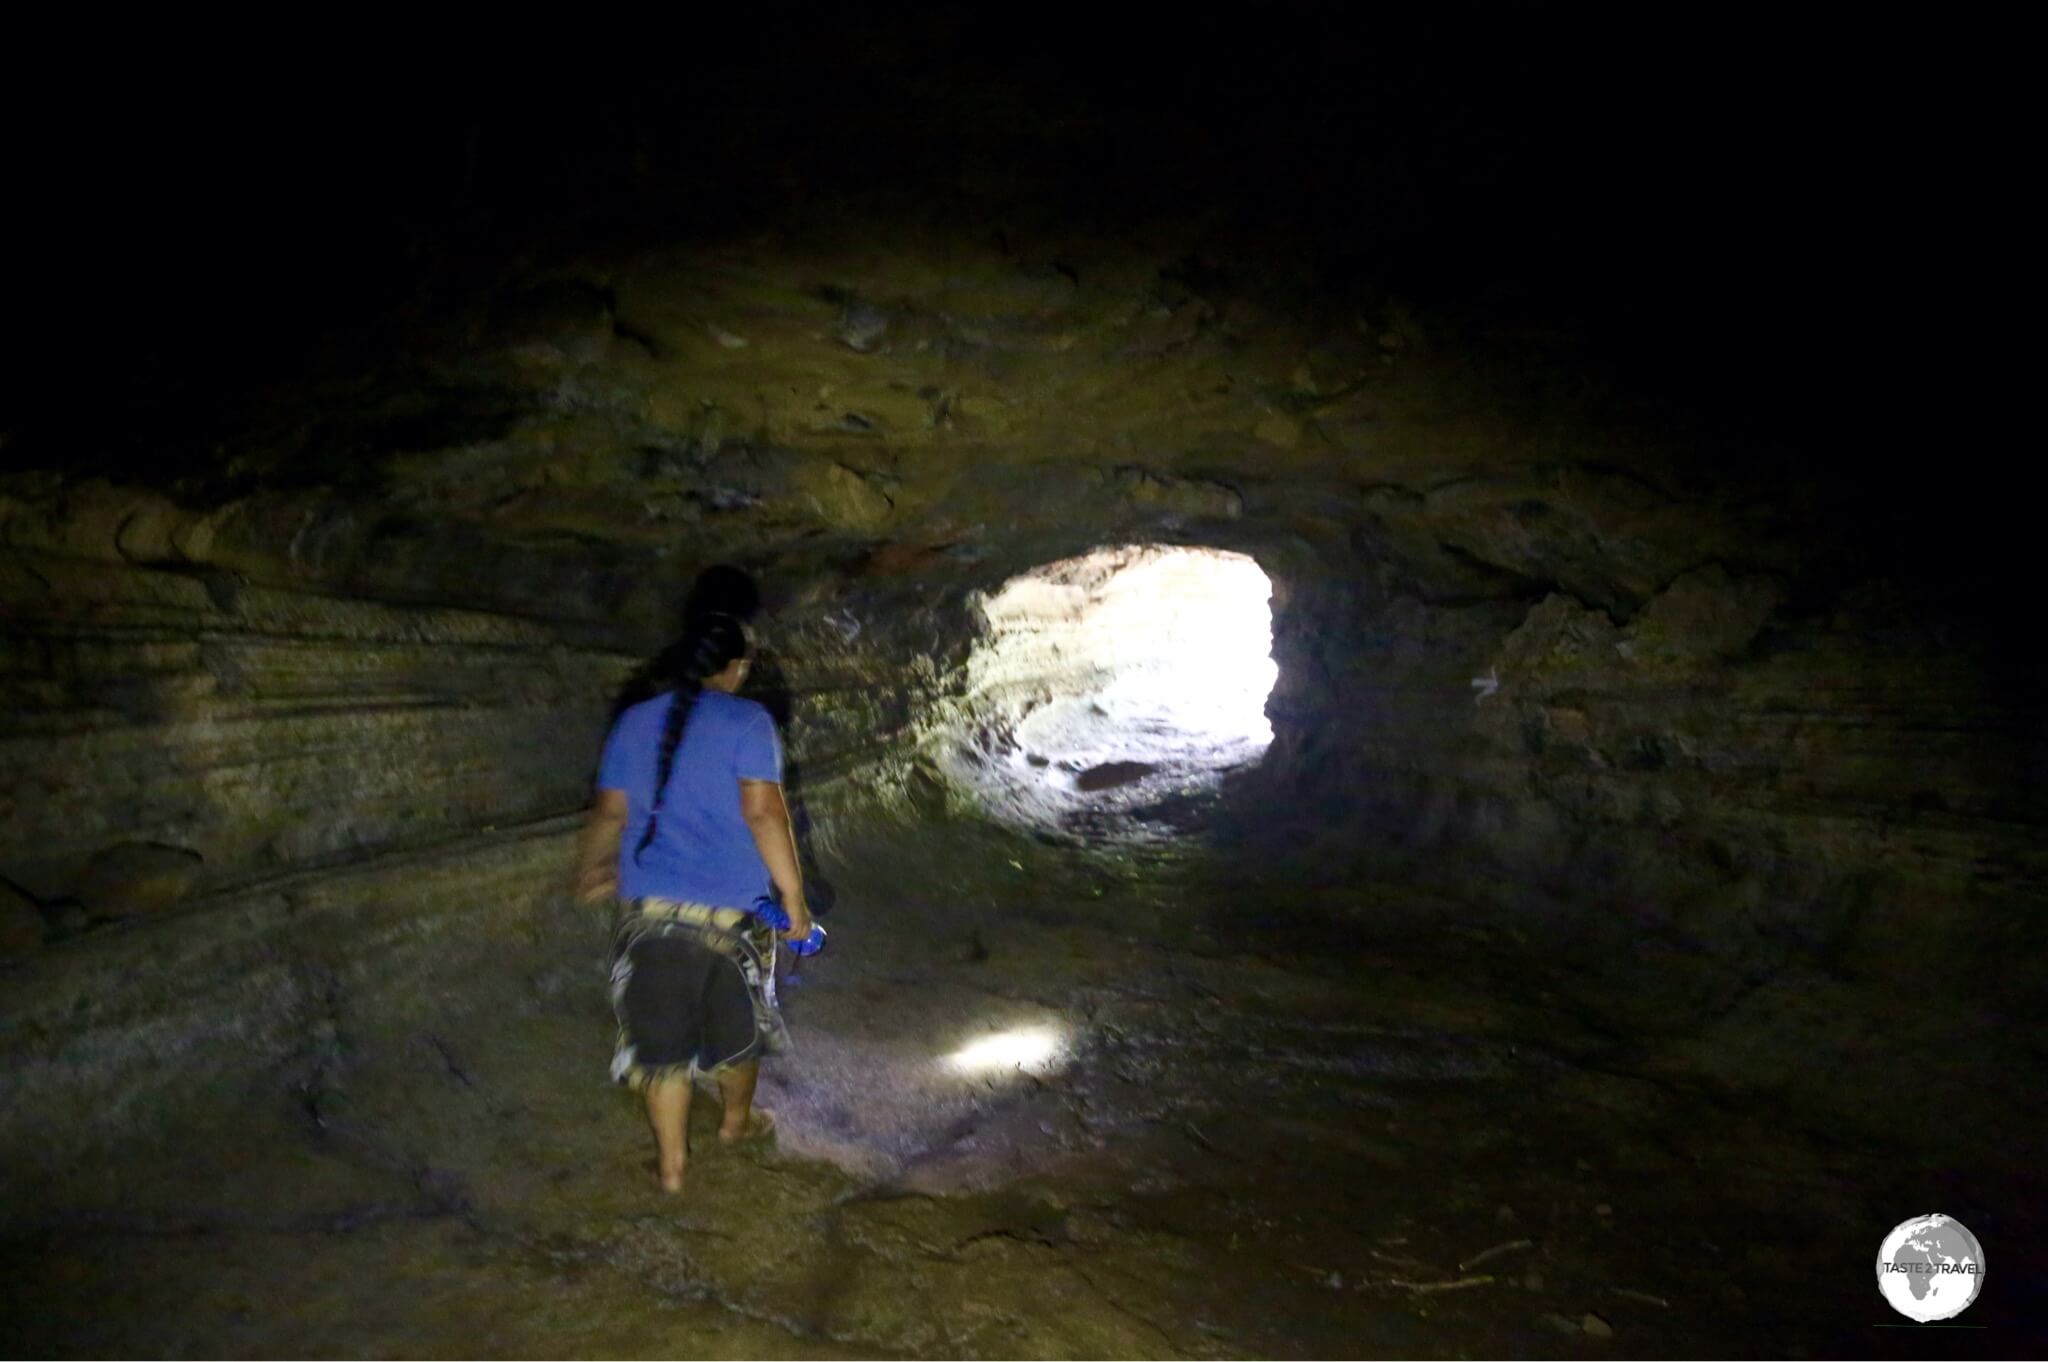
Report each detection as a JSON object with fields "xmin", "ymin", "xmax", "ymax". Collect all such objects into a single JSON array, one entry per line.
[{"xmin": 597, "ymin": 689, "xmax": 785, "ymax": 908}]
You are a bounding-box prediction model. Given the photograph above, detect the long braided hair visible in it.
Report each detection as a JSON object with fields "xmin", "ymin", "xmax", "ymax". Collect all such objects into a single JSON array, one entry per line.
[{"xmin": 632, "ymin": 612, "xmax": 749, "ymax": 864}]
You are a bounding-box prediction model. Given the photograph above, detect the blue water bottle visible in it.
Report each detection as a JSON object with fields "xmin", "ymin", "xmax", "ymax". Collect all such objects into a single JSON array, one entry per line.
[{"xmin": 751, "ymin": 897, "xmax": 827, "ymax": 956}]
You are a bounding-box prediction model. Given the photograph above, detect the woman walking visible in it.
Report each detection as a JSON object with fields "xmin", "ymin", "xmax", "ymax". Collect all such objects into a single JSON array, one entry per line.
[{"xmin": 575, "ymin": 611, "xmax": 812, "ymax": 1194}]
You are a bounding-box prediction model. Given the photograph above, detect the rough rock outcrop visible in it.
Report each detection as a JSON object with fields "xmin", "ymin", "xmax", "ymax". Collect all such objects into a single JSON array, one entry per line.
[{"xmin": 0, "ymin": 535, "xmax": 639, "ymax": 911}]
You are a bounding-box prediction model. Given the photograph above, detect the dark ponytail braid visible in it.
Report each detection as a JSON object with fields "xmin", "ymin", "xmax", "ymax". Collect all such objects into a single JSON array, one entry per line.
[{"xmin": 632, "ymin": 613, "xmax": 749, "ymax": 864}]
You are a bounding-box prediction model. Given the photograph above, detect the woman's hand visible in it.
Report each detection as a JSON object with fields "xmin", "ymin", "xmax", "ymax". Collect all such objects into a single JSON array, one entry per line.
[
  {"xmin": 780, "ymin": 899, "xmax": 814, "ymax": 942},
  {"xmin": 575, "ymin": 861, "xmax": 617, "ymax": 906},
  {"xmin": 576, "ymin": 791, "xmax": 629, "ymax": 906},
  {"xmin": 741, "ymin": 778, "xmax": 812, "ymax": 939}
]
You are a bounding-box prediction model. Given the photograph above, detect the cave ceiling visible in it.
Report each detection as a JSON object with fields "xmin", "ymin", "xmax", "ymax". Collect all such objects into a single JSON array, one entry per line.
[{"xmin": 2, "ymin": 31, "xmax": 1960, "ymax": 622}]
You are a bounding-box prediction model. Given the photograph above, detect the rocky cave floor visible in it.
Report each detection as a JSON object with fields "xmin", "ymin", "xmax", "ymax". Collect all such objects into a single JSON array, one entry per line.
[{"xmin": 1, "ymin": 812, "xmax": 2037, "ymax": 1360}]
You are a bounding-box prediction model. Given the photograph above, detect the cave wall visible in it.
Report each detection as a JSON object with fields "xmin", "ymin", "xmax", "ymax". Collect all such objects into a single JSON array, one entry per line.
[
  {"xmin": 0, "ymin": 484, "xmax": 648, "ymax": 918},
  {"xmin": 0, "ymin": 485, "xmax": 653, "ymax": 1182},
  {"xmin": 0, "ymin": 477, "xmax": 967, "ymax": 1183},
  {"xmin": 1244, "ymin": 516, "xmax": 2048, "ymax": 1114}
]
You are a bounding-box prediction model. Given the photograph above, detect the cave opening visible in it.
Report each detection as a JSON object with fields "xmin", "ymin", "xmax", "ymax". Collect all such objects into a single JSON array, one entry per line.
[{"xmin": 933, "ymin": 544, "xmax": 1277, "ymax": 841}]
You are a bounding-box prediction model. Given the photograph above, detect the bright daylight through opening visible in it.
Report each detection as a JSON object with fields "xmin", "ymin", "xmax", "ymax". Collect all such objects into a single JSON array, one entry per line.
[{"xmin": 933, "ymin": 545, "xmax": 1277, "ymax": 838}]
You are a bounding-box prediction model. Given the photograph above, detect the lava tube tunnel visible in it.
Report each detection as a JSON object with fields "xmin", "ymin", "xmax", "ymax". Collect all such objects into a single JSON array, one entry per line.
[{"xmin": 0, "ymin": 30, "xmax": 2038, "ymax": 1361}]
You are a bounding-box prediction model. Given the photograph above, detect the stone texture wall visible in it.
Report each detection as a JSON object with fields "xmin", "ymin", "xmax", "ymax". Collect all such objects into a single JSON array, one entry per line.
[
  {"xmin": 1, "ymin": 529, "xmax": 637, "ymax": 921},
  {"xmin": 1243, "ymin": 526, "xmax": 2048, "ymax": 1076},
  {"xmin": 0, "ymin": 487, "xmax": 640, "ymax": 1177}
]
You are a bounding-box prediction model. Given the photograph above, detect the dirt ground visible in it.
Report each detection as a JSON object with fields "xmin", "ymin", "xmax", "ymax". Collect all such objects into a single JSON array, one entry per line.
[{"xmin": 2, "ymin": 815, "xmax": 2038, "ymax": 1358}]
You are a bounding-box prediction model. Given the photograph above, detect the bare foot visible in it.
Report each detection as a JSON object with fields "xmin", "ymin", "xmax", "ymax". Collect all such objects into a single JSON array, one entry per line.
[{"xmin": 718, "ymin": 1109, "xmax": 775, "ymax": 1144}]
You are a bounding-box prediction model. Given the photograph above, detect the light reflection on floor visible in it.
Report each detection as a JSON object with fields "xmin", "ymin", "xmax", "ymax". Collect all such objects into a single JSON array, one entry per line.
[{"xmin": 943, "ymin": 1024, "xmax": 1068, "ymax": 1075}]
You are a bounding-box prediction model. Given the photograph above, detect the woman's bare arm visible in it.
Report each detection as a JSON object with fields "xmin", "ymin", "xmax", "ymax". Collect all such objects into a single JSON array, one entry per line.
[
  {"xmin": 575, "ymin": 789, "xmax": 630, "ymax": 904},
  {"xmin": 739, "ymin": 778, "xmax": 811, "ymax": 939}
]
